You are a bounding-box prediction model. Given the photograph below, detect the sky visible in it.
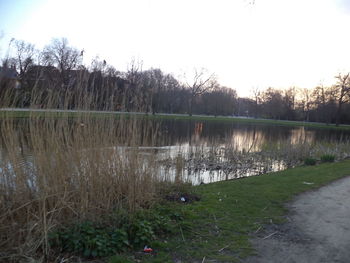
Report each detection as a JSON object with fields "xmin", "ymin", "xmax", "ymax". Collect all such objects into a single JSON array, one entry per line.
[{"xmin": 1, "ymin": 0, "xmax": 350, "ymax": 97}]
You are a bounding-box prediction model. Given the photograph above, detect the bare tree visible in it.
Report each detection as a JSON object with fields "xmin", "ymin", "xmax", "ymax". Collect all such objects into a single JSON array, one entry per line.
[
  {"xmin": 250, "ymin": 87, "xmax": 261, "ymax": 118},
  {"xmin": 125, "ymin": 59, "xmax": 143, "ymax": 111},
  {"xmin": 202, "ymin": 85, "xmax": 237, "ymax": 116},
  {"xmin": 90, "ymin": 56, "xmax": 109, "ymax": 73},
  {"xmin": 311, "ymin": 85, "xmax": 333, "ymax": 124},
  {"xmin": 12, "ymin": 40, "xmax": 36, "ymax": 79},
  {"xmin": 42, "ymin": 38, "xmax": 82, "ymax": 87},
  {"xmin": 283, "ymin": 87, "xmax": 296, "ymax": 120},
  {"xmin": 260, "ymin": 88, "xmax": 286, "ymax": 119},
  {"xmin": 184, "ymin": 68, "xmax": 216, "ymax": 116},
  {"xmin": 299, "ymin": 88, "xmax": 312, "ymax": 122},
  {"xmin": 334, "ymin": 73, "xmax": 350, "ymax": 126}
]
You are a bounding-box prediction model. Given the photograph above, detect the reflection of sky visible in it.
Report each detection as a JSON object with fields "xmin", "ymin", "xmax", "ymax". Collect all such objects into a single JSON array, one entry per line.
[
  {"xmin": 167, "ymin": 120, "xmax": 350, "ymax": 152},
  {"xmin": 290, "ymin": 127, "xmax": 315, "ymax": 145},
  {"xmin": 230, "ymin": 128, "xmax": 266, "ymax": 152}
]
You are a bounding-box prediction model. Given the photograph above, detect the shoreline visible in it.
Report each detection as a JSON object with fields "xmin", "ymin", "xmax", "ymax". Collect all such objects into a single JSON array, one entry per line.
[{"xmin": 1, "ymin": 107, "xmax": 350, "ymax": 130}]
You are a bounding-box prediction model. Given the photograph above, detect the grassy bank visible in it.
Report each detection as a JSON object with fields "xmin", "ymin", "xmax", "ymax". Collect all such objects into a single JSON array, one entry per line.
[
  {"xmin": 1, "ymin": 108, "xmax": 350, "ymax": 130},
  {"xmin": 149, "ymin": 114, "xmax": 350, "ymax": 131},
  {"xmin": 116, "ymin": 159, "xmax": 350, "ymax": 263}
]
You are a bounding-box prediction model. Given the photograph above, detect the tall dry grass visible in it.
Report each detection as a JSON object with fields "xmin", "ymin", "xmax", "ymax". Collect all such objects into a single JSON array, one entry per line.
[
  {"xmin": 0, "ymin": 116, "xmax": 163, "ymax": 261},
  {"xmin": 0, "ymin": 70, "xmax": 163, "ymax": 261}
]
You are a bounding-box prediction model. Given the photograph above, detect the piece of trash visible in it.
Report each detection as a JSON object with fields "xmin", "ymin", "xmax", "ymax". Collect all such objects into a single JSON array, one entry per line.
[
  {"xmin": 303, "ymin": 181, "xmax": 314, "ymax": 185},
  {"xmin": 180, "ymin": 197, "xmax": 186, "ymax": 202},
  {"xmin": 143, "ymin": 246, "xmax": 153, "ymax": 253},
  {"xmin": 219, "ymin": 198, "xmax": 222, "ymax": 202}
]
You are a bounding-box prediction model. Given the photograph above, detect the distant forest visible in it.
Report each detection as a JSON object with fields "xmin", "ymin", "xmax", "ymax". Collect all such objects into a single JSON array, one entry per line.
[{"xmin": 1, "ymin": 38, "xmax": 350, "ymax": 125}]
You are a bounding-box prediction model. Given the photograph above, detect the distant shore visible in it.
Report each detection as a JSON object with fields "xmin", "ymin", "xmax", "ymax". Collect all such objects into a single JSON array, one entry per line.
[{"xmin": 1, "ymin": 107, "xmax": 350, "ymax": 130}]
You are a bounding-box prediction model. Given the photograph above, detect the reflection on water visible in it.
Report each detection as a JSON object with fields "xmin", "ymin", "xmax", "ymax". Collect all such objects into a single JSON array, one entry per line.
[
  {"xmin": 153, "ymin": 120, "xmax": 350, "ymax": 184},
  {"xmin": 157, "ymin": 120, "xmax": 350, "ymax": 150},
  {"xmin": 290, "ymin": 127, "xmax": 315, "ymax": 145},
  {"xmin": 1, "ymin": 118, "xmax": 350, "ymax": 185},
  {"xmin": 229, "ymin": 128, "xmax": 266, "ymax": 152}
]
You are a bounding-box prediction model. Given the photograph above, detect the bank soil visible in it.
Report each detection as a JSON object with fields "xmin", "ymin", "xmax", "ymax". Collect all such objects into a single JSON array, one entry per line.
[{"xmin": 245, "ymin": 176, "xmax": 350, "ymax": 263}]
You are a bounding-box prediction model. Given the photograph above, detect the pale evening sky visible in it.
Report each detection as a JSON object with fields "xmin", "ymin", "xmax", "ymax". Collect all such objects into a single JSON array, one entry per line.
[{"xmin": 1, "ymin": 0, "xmax": 350, "ymax": 97}]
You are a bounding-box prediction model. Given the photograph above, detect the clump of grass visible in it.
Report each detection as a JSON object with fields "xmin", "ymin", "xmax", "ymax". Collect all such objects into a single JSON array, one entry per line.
[
  {"xmin": 304, "ymin": 157, "xmax": 317, "ymax": 165},
  {"xmin": 320, "ymin": 154, "xmax": 336, "ymax": 163}
]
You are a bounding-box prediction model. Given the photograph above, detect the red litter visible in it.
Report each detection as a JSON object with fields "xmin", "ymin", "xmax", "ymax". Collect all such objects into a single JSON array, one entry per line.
[{"xmin": 143, "ymin": 246, "xmax": 153, "ymax": 253}]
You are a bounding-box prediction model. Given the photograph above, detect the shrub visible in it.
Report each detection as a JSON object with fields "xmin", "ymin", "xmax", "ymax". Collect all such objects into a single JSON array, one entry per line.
[
  {"xmin": 320, "ymin": 154, "xmax": 335, "ymax": 163},
  {"xmin": 127, "ymin": 219, "xmax": 155, "ymax": 248},
  {"xmin": 304, "ymin": 157, "xmax": 316, "ymax": 166},
  {"xmin": 49, "ymin": 221, "xmax": 129, "ymax": 258},
  {"xmin": 49, "ymin": 207, "xmax": 186, "ymax": 258}
]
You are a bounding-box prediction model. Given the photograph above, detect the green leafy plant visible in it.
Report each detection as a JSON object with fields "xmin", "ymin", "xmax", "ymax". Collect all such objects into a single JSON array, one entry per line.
[
  {"xmin": 49, "ymin": 206, "xmax": 187, "ymax": 258},
  {"xmin": 49, "ymin": 221, "xmax": 129, "ymax": 258},
  {"xmin": 304, "ymin": 157, "xmax": 317, "ymax": 166},
  {"xmin": 127, "ymin": 219, "xmax": 155, "ymax": 248},
  {"xmin": 320, "ymin": 154, "xmax": 335, "ymax": 163}
]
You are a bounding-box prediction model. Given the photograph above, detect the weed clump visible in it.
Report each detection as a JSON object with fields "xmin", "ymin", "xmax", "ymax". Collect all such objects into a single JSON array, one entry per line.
[
  {"xmin": 49, "ymin": 222, "xmax": 129, "ymax": 258},
  {"xmin": 49, "ymin": 206, "xmax": 187, "ymax": 259},
  {"xmin": 320, "ymin": 154, "xmax": 336, "ymax": 163},
  {"xmin": 304, "ymin": 157, "xmax": 317, "ymax": 166}
]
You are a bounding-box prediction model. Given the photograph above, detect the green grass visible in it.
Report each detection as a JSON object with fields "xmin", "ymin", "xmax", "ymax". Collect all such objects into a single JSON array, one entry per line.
[
  {"xmin": 150, "ymin": 114, "xmax": 350, "ymax": 130},
  {"xmin": 113, "ymin": 159, "xmax": 350, "ymax": 263},
  {"xmin": 1, "ymin": 108, "xmax": 350, "ymax": 130}
]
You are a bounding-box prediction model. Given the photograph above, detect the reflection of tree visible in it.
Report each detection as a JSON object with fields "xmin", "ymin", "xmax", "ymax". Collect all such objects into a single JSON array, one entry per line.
[
  {"xmin": 193, "ymin": 122, "xmax": 203, "ymax": 140},
  {"xmin": 230, "ymin": 127, "xmax": 266, "ymax": 152},
  {"xmin": 289, "ymin": 127, "xmax": 315, "ymax": 145}
]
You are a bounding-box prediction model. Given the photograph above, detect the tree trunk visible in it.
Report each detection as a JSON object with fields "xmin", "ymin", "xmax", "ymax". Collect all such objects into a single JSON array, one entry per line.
[
  {"xmin": 336, "ymin": 101, "xmax": 343, "ymax": 126},
  {"xmin": 188, "ymin": 96, "xmax": 193, "ymax": 116}
]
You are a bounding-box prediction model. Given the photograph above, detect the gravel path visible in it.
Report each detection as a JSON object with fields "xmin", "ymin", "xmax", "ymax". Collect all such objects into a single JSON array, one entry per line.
[{"xmin": 245, "ymin": 176, "xmax": 350, "ymax": 263}]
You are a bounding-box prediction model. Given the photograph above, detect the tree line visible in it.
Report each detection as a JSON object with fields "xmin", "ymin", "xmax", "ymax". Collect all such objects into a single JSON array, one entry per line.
[{"xmin": 1, "ymin": 38, "xmax": 350, "ymax": 125}]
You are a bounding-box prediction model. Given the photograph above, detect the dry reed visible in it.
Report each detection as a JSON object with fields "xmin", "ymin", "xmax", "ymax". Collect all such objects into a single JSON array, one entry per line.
[{"xmin": 0, "ymin": 70, "xmax": 163, "ymax": 262}]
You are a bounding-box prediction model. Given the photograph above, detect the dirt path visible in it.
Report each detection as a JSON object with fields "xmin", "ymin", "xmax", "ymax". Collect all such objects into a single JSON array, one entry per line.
[{"xmin": 245, "ymin": 176, "xmax": 350, "ymax": 263}]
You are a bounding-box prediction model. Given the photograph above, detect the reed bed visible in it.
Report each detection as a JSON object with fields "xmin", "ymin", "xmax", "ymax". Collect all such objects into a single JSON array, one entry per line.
[
  {"xmin": 159, "ymin": 138, "xmax": 350, "ymax": 184},
  {"xmin": 0, "ymin": 114, "xmax": 164, "ymax": 261},
  {"xmin": 0, "ymin": 70, "xmax": 166, "ymax": 261}
]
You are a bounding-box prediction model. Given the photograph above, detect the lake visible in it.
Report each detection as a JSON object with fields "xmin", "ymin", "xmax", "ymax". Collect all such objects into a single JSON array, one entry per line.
[{"xmin": 1, "ymin": 117, "xmax": 350, "ymax": 185}]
